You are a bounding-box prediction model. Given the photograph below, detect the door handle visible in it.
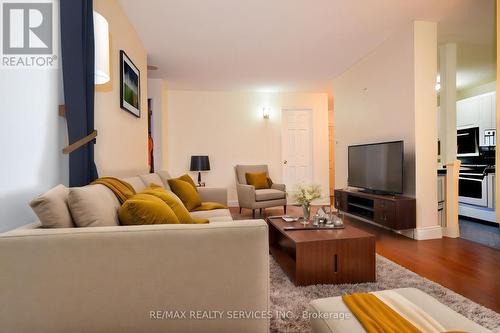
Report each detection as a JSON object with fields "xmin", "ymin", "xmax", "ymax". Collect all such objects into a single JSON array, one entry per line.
[{"xmin": 283, "ymin": 160, "xmax": 288, "ymax": 165}]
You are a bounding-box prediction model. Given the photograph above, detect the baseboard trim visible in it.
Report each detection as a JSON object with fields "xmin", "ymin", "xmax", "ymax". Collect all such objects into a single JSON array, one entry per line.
[{"xmin": 414, "ymin": 226, "xmax": 443, "ymax": 240}]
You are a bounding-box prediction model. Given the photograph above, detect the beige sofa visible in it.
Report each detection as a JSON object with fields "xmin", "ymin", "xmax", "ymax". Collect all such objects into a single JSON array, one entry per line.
[{"xmin": 0, "ymin": 171, "xmax": 270, "ymax": 333}]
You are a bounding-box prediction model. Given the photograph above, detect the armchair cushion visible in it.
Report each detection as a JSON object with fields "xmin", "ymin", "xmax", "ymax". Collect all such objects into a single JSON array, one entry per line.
[
  {"xmin": 255, "ymin": 189, "xmax": 286, "ymax": 201},
  {"xmin": 245, "ymin": 172, "xmax": 270, "ymax": 189},
  {"xmin": 235, "ymin": 164, "xmax": 269, "ymax": 184}
]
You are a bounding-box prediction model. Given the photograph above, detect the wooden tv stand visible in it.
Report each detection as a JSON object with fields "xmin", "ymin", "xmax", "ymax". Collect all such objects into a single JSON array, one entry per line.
[{"xmin": 334, "ymin": 189, "xmax": 416, "ymax": 230}]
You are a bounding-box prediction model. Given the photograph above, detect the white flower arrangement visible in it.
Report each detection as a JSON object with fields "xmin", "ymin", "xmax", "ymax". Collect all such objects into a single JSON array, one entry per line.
[{"xmin": 291, "ymin": 184, "xmax": 322, "ymax": 207}]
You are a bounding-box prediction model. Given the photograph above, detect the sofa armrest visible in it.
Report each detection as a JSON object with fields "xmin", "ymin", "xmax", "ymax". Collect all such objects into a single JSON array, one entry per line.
[
  {"xmin": 197, "ymin": 187, "xmax": 228, "ymax": 205},
  {"xmin": 236, "ymin": 183, "xmax": 256, "ymax": 208},
  {"xmin": 271, "ymin": 183, "xmax": 286, "ymax": 192},
  {"xmin": 0, "ymin": 221, "xmax": 269, "ymax": 332}
]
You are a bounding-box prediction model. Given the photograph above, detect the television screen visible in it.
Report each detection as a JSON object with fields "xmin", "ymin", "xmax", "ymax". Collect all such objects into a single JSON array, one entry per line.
[{"xmin": 348, "ymin": 141, "xmax": 404, "ymax": 194}]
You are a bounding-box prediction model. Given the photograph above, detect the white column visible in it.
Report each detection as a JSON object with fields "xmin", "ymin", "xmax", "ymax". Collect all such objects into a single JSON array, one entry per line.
[
  {"xmin": 439, "ymin": 43, "xmax": 457, "ymax": 164},
  {"xmin": 413, "ymin": 21, "xmax": 441, "ymax": 239}
]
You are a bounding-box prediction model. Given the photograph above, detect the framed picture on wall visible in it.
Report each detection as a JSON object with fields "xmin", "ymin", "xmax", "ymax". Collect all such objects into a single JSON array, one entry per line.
[{"xmin": 120, "ymin": 50, "xmax": 141, "ymax": 118}]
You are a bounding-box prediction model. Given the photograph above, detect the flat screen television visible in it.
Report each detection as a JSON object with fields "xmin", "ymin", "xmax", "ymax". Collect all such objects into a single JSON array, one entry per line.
[{"xmin": 348, "ymin": 141, "xmax": 404, "ymax": 194}]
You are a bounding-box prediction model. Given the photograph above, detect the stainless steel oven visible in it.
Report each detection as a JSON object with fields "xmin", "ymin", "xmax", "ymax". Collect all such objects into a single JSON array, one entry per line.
[
  {"xmin": 458, "ymin": 166, "xmax": 495, "ymax": 208},
  {"xmin": 457, "ymin": 127, "xmax": 479, "ymax": 157}
]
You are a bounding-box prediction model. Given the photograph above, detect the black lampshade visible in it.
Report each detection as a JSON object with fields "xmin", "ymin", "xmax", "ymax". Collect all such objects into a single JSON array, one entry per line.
[{"xmin": 190, "ymin": 155, "xmax": 210, "ymax": 171}]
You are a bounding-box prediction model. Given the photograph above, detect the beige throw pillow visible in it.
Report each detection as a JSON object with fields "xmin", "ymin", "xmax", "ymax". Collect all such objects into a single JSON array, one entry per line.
[
  {"xmin": 68, "ymin": 185, "xmax": 121, "ymax": 227},
  {"xmin": 29, "ymin": 184, "xmax": 74, "ymax": 228}
]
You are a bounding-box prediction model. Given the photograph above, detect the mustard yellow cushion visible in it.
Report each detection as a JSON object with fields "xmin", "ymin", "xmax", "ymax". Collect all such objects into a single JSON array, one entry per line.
[
  {"xmin": 119, "ymin": 193, "xmax": 180, "ymax": 225},
  {"xmin": 245, "ymin": 172, "xmax": 269, "ymax": 189},
  {"xmin": 142, "ymin": 186, "xmax": 196, "ymax": 224},
  {"xmin": 167, "ymin": 179, "xmax": 202, "ymax": 211},
  {"xmin": 178, "ymin": 174, "xmax": 197, "ymax": 189},
  {"xmin": 191, "ymin": 202, "xmax": 227, "ymax": 211}
]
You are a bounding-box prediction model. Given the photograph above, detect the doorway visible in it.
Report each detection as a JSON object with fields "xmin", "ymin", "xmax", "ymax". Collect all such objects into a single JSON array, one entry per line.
[{"xmin": 281, "ymin": 109, "xmax": 313, "ymax": 192}]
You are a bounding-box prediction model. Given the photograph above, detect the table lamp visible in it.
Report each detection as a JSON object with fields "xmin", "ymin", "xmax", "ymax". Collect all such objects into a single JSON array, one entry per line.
[{"xmin": 190, "ymin": 155, "xmax": 210, "ymax": 186}]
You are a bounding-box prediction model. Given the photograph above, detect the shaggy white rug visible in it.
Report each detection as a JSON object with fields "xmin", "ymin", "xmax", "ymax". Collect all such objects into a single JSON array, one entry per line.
[{"xmin": 269, "ymin": 255, "xmax": 500, "ymax": 333}]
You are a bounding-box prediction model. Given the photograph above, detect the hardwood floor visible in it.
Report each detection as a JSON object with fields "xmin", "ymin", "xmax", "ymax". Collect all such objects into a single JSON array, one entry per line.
[{"xmin": 230, "ymin": 205, "xmax": 500, "ymax": 313}]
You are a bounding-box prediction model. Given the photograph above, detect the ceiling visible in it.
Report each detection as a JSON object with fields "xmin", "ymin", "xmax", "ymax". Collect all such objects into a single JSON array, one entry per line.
[{"xmin": 119, "ymin": 0, "xmax": 496, "ymax": 92}]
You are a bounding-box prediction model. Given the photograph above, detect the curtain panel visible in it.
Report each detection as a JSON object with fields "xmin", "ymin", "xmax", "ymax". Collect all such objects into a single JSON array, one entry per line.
[{"xmin": 60, "ymin": 0, "xmax": 98, "ymax": 186}]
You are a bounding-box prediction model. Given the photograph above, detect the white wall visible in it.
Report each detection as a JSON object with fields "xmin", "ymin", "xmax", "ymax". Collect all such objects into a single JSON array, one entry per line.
[
  {"xmin": 94, "ymin": 0, "xmax": 149, "ymax": 178},
  {"xmin": 333, "ymin": 22, "xmax": 416, "ymax": 196},
  {"xmin": 333, "ymin": 21, "xmax": 440, "ymax": 238},
  {"xmin": 167, "ymin": 91, "xmax": 330, "ymax": 205},
  {"xmin": 148, "ymin": 78, "xmax": 169, "ymax": 171},
  {"xmin": 0, "ymin": 2, "xmax": 68, "ymax": 232}
]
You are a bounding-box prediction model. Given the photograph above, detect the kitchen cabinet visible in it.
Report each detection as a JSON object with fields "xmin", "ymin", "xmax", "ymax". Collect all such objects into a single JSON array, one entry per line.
[
  {"xmin": 457, "ymin": 97, "xmax": 479, "ymax": 128},
  {"xmin": 456, "ymin": 92, "xmax": 496, "ymax": 147}
]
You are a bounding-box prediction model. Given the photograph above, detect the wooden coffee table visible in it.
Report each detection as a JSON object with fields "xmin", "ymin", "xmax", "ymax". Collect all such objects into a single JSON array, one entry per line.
[{"xmin": 267, "ymin": 217, "xmax": 375, "ymax": 286}]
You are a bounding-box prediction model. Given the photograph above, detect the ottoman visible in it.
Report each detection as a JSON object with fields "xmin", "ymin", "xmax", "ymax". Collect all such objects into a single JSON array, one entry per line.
[{"xmin": 308, "ymin": 288, "xmax": 491, "ymax": 333}]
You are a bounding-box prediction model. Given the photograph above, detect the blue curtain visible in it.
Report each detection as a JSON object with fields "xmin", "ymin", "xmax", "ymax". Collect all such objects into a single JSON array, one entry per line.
[{"xmin": 60, "ymin": 0, "xmax": 98, "ymax": 186}]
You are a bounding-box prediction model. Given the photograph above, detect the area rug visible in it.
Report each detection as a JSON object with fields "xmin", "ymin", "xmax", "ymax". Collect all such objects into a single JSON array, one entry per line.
[{"xmin": 270, "ymin": 255, "xmax": 500, "ymax": 333}]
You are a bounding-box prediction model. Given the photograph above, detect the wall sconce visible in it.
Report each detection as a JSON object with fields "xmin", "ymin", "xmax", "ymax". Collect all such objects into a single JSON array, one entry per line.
[
  {"xmin": 94, "ymin": 11, "xmax": 110, "ymax": 85},
  {"xmin": 262, "ymin": 107, "xmax": 270, "ymax": 119}
]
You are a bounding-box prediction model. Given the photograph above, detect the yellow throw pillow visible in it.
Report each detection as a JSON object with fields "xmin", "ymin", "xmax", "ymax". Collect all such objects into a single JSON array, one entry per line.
[
  {"xmin": 245, "ymin": 172, "xmax": 270, "ymax": 189},
  {"xmin": 119, "ymin": 193, "xmax": 180, "ymax": 225},
  {"xmin": 142, "ymin": 186, "xmax": 196, "ymax": 224},
  {"xmin": 167, "ymin": 179, "xmax": 202, "ymax": 211},
  {"xmin": 178, "ymin": 174, "xmax": 197, "ymax": 189}
]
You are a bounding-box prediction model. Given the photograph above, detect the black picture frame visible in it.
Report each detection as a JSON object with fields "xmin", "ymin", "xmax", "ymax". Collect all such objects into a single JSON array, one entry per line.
[{"xmin": 120, "ymin": 50, "xmax": 141, "ymax": 118}]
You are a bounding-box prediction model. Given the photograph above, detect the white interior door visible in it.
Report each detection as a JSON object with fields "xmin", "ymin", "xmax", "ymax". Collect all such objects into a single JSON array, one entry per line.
[{"xmin": 281, "ymin": 109, "xmax": 313, "ymax": 192}]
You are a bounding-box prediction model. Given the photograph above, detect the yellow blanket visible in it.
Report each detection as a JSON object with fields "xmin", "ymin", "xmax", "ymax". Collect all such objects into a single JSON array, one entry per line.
[
  {"xmin": 190, "ymin": 202, "xmax": 227, "ymax": 212},
  {"xmin": 91, "ymin": 177, "xmax": 136, "ymax": 204},
  {"xmin": 342, "ymin": 292, "xmax": 468, "ymax": 333}
]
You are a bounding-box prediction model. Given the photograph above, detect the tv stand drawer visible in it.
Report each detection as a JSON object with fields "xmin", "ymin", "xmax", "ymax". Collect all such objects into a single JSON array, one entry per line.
[{"xmin": 374, "ymin": 201, "xmax": 395, "ymax": 228}]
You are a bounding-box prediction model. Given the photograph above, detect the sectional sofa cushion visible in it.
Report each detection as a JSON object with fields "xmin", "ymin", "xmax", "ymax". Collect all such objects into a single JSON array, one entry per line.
[
  {"xmin": 122, "ymin": 176, "xmax": 147, "ymax": 192},
  {"xmin": 168, "ymin": 179, "xmax": 202, "ymax": 211},
  {"xmin": 29, "ymin": 184, "xmax": 74, "ymax": 228},
  {"xmin": 138, "ymin": 173, "xmax": 164, "ymax": 189},
  {"xmin": 155, "ymin": 170, "xmax": 172, "ymax": 190},
  {"xmin": 119, "ymin": 194, "xmax": 180, "ymax": 225},
  {"xmin": 189, "ymin": 209, "xmax": 232, "ymax": 220},
  {"xmin": 68, "ymin": 185, "xmax": 121, "ymax": 227}
]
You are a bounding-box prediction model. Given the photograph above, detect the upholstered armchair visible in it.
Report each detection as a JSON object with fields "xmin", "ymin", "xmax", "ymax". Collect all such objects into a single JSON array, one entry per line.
[{"xmin": 234, "ymin": 165, "xmax": 287, "ymax": 218}]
